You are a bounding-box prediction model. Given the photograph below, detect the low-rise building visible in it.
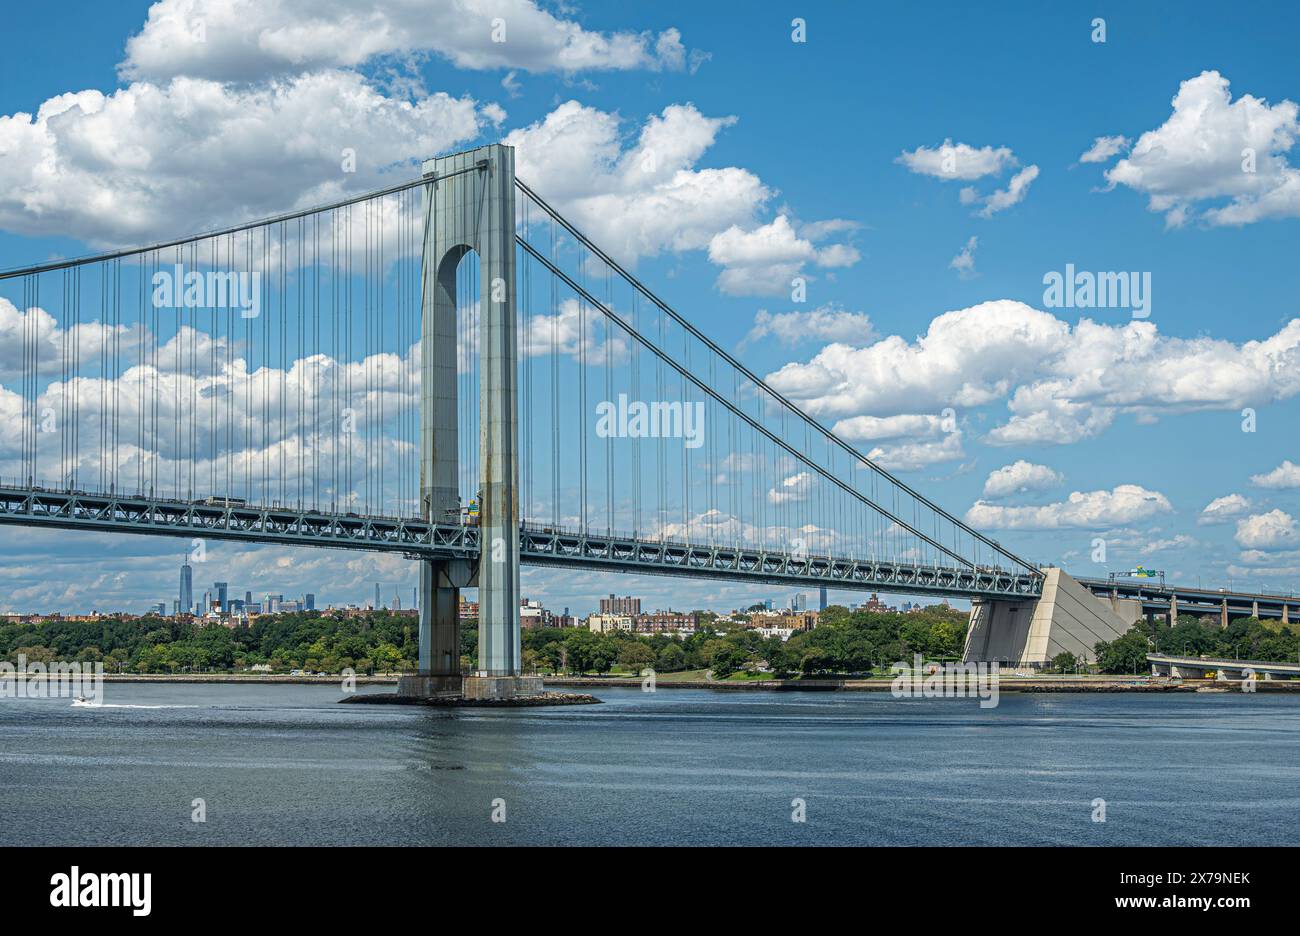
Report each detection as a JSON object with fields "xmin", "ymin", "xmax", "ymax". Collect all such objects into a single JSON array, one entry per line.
[
  {"xmin": 633, "ymin": 611, "xmax": 699, "ymax": 636},
  {"xmin": 587, "ymin": 613, "xmax": 634, "ymax": 634},
  {"xmin": 746, "ymin": 608, "xmax": 819, "ymax": 632},
  {"xmin": 520, "ymin": 598, "xmax": 552, "ymax": 629}
]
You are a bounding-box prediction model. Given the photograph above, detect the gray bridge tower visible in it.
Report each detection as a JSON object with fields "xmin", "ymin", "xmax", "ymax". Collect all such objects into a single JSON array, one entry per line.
[{"xmin": 400, "ymin": 144, "xmax": 538, "ymax": 700}]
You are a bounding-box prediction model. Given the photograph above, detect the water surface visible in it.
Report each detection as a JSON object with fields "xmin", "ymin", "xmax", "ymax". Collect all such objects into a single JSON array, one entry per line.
[{"xmin": 2, "ymin": 683, "xmax": 1296, "ymax": 845}]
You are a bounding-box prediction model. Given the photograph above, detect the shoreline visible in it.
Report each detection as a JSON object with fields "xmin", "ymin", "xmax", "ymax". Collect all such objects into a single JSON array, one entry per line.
[
  {"xmin": 10, "ymin": 673, "xmax": 1298, "ymax": 692},
  {"xmin": 541, "ymin": 676, "xmax": 1275, "ymax": 693},
  {"xmin": 13, "ymin": 673, "xmax": 400, "ymax": 685}
]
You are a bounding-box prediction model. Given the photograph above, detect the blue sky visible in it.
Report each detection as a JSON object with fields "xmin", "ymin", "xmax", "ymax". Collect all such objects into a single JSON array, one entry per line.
[{"xmin": 0, "ymin": 0, "xmax": 1298, "ymax": 614}]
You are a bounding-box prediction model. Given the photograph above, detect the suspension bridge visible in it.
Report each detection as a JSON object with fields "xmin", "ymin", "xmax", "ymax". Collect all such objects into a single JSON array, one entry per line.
[{"xmin": 0, "ymin": 143, "xmax": 1067, "ymax": 698}]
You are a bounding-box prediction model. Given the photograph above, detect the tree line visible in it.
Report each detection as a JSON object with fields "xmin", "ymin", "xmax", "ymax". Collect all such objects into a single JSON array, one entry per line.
[
  {"xmin": 0, "ymin": 612, "xmax": 418, "ymax": 674},
  {"xmin": 1092, "ymin": 615, "xmax": 1300, "ymax": 674},
  {"xmin": 0, "ymin": 603, "xmax": 971, "ymax": 677}
]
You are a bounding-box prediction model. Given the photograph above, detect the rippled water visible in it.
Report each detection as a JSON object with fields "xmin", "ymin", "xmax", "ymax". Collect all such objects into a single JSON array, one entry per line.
[{"xmin": 2, "ymin": 683, "xmax": 1297, "ymax": 845}]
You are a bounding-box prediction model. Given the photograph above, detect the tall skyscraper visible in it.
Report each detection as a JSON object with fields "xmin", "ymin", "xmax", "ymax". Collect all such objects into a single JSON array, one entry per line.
[
  {"xmin": 215, "ymin": 582, "xmax": 228, "ymax": 612},
  {"xmin": 304, "ymin": 593, "xmax": 316, "ymax": 611},
  {"xmin": 819, "ymin": 587, "xmax": 828, "ymax": 611},
  {"xmin": 179, "ymin": 559, "xmax": 193, "ymax": 616}
]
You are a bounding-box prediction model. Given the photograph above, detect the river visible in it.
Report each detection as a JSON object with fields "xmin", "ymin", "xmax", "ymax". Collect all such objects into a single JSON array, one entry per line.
[{"xmin": 2, "ymin": 683, "xmax": 1297, "ymax": 845}]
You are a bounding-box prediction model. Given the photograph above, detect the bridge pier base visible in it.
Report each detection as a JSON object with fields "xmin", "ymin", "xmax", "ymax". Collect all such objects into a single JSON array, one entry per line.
[
  {"xmin": 397, "ymin": 674, "xmax": 463, "ymax": 698},
  {"xmin": 462, "ymin": 675, "xmax": 545, "ymax": 700}
]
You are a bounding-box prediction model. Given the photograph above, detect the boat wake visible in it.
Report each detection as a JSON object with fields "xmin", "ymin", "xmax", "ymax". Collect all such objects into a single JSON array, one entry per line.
[{"xmin": 71, "ymin": 701, "xmax": 199, "ymax": 709}]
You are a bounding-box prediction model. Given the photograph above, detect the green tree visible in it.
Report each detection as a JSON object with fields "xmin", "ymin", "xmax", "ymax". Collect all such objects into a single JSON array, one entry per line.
[
  {"xmin": 371, "ymin": 642, "xmax": 404, "ymax": 674},
  {"xmin": 617, "ymin": 642, "xmax": 656, "ymax": 672},
  {"xmin": 1094, "ymin": 629, "xmax": 1150, "ymax": 674},
  {"xmin": 710, "ymin": 644, "xmax": 748, "ymax": 679},
  {"xmin": 10, "ymin": 645, "xmax": 55, "ymax": 664},
  {"xmin": 799, "ymin": 648, "xmax": 831, "ymax": 675},
  {"xmin": 656, "ymin": 642, "xmax": 687, "ymax": 672},
  {"xmin": 762, "ymin": 637, "xmax": 796, "ymax": 677},
  {"xmin": 817, "ymin": 605, "xmax": 852, "ymax": 628},
  {"xmin": 1050, "ymin": 651, "xmax": 1079, "ymax": 673},
  {"xmin": 928, "ymin": 620, "xmax": 964, "ymax": 656},
  {"xmin": 699, "ymin": 638, "xmax": 733, "ymax": 667}
]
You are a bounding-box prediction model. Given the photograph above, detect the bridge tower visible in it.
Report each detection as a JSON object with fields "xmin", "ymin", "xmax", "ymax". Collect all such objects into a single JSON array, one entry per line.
[{"xmin": 401, "ymin": 143, "xmax": 539, "ymax": 701}]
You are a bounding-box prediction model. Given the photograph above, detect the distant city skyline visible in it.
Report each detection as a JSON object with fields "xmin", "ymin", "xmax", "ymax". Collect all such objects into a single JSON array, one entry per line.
[{"xmin": 1, "ymin": 546, "xmax": 931, "ymax": 621}]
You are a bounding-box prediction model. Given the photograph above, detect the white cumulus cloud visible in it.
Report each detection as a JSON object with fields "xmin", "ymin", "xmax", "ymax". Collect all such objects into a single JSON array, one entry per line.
[
  {"xmin": 866, "ymin": 430, "xmax": 964, "ymax": 472},
  {"xmin": 1250, "ymin": 459, "xmax": 1300, "ymax": 489},
  {"xmin": 898, "ymin": 138, "xmax": 1037, "ymax": 216},
  {"xmin": 1103, "ymin": 70, "xmax": 1300, "ymax": 227},
  {"xmin": 505, "ymin": 100, "xmax": 770, "ymax": 268},
  {"xmin": 949, "ymin": 235, "xmax": 978, "ymax": 277},
  {"xmin": 1199, "ymin": 493, "xmax": 1252, "ymax": 524},
  {"xmin": 964, "ymin": 484, "xmax": 1172, "ymax": 531},
  {"xmin": 982, "ymin": 460, "xmax": 1063, "ymax": 499},
  {"xmin": 0, "ymin": 72, "xmax": 494, "ymax": 245},
  {"xmin": 1078, "ymin": 135, "xmax": 1129, "ymax": 164},
  {"xmin": 896, "ymin": 139, "xmax": 1017, "ymax": 180},
  {"xmin": 1235, "ymin": 509, "xmax": 1299, "ymax": 549},
  {"xmin": 707, "ymin": 215, "xmax": 859, "ymax": 296},
  {"xmin": 741, "ymin": 305, "xmax": 874, "ymax": 348},
  {"xmin": 122, "ymin": 0, "xmax": 691, "ymax": 82},
  {"xmin": 763, "ymin": 300, "xmax": 1300, "ymax": 448},
  {"xmin": 973, "ymin": 165, "xmax": 1039, "ymax": 217},
  {"xmin": 827, "ymin": 414, "xmax": 966, "ymax": 470}
]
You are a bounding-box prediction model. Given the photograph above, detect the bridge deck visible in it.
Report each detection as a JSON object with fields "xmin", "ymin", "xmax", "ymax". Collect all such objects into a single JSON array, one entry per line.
[
  {"xmin": 1148, "ymin": 653, "xmax": 1300, "ymax": 676},
  {"xmin": 0, "ymin": 485, "xmax": 1041, "ymax": 600}
]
